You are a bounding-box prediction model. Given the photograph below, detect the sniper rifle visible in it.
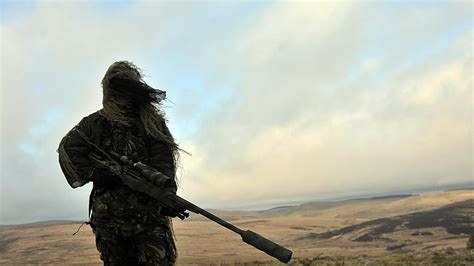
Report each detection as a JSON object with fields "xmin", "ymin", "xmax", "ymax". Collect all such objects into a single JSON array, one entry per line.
[{"xmin": 74, "ymin": 129, "xmax": 293, "ymax": 263}]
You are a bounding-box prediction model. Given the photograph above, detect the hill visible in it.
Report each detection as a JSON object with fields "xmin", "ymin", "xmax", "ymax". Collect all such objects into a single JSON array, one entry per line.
[
  {"xmin": 299, "ymin": 199, "xmax": 473, "ymax": 242},
  {"xmin": 0, "ymin": 190, "xmax": 473, "ymax": 264}
]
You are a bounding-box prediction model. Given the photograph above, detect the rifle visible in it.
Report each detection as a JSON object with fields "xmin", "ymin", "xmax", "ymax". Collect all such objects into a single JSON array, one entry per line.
[{"xmin": 74, "ymin": 129, "xmax": 293, "ymax": 263}]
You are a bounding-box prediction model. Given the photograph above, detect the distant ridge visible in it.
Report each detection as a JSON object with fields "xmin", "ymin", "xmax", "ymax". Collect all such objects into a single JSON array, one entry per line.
[
  {"xmin": 258, "ymin": 194, "xmax": 415, "ymax": 216},
  {"xmin": 261, "ymin": 194, "xmax": 414, "ymax": 212},
  {"xmin": 445, "ymin": 187, "xmax": 474, "ymax": 192},
  {"xmin": 3, "ymin": 189, "xmax": 472, "ymax": 226},
  {"xmin": 368, "ymin": 194, "xmax": 413, "ymax": 200},
  {"xmin": 0, "ymin": 220, "xmax": 80, "ymax": 229},
  {"xmin": 298, "ymin": 199, "xmax": 474, "ymax": 242},
  {"xmin": 328, "ymin": 193, "xmax": 415, "ymax": 202}
]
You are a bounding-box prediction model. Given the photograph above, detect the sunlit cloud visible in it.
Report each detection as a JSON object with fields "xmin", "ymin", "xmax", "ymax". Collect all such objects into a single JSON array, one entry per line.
[{"xmin": 0, "ymin": 1, "xmax": 472, "ymax": 224}]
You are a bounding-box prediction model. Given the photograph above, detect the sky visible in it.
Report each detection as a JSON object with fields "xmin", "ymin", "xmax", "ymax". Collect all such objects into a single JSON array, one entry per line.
[{"xmin": 0, "ymin": 1, "xmax": 472, "ymax": 224}]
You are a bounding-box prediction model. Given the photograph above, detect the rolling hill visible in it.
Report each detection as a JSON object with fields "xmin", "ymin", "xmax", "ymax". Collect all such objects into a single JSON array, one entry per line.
[{"xmin": 1, "ymin": 189, "xmax": 473, "ymax": 264}]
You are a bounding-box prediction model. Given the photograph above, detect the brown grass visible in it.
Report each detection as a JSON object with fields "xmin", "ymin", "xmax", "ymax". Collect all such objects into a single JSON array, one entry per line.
[{"xmin": 1, "ymin": 190, "xmax": 472, "ymax": 265}]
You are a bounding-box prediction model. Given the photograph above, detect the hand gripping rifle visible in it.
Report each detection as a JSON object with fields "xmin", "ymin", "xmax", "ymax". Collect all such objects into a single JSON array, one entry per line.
[{"xmin": 74, "ymin": 129, "xmax": 293, "ymax": 263}]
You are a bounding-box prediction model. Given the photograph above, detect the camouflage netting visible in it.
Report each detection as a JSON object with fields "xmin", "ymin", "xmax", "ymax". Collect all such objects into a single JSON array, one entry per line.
[
  {"xmin": 58, "ymin": 61, "xmax": 182, "ymax": 188},
  {"xmin": 57, "ymin": 61, "xmax": 181, "ymax": 264},
  {"xmin": 101, "ymin": 61, "xmax": 180, "ymax": 166}
]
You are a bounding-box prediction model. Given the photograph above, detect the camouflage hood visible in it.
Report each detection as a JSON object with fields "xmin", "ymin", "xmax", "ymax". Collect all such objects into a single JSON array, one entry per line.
[{"xmin": 101, "ymin": 61, "xmax": 178, "ymax": 153}]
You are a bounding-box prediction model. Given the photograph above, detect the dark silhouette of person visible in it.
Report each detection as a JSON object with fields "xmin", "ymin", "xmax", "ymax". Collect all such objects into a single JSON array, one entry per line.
[{"xmin": 58, "ymin": 61, "xmax": 180, "ymax": 265}]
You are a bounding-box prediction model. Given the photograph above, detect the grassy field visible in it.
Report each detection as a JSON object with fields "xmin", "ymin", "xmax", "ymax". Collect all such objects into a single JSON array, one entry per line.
[{"xmin": 1, "ymin": 190, "xmax": 472, "ymax": 265}]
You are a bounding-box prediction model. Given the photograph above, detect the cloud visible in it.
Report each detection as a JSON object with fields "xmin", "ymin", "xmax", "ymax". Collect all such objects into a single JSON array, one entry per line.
[
  {"xmin": 0, "ymin": 1, "xmax": 472, "ymax": 223},
  {"xmin": 0, "ymin": 1, "xmax": 270, "ymax": 224},
  {"xmin": 176, "ymin": 2, "xmax": 473, "ymax": 207}
]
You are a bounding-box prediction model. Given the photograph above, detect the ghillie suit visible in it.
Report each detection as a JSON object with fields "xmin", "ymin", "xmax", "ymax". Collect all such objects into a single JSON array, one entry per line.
[{"xmin": 58, "ymin": 61, "xmax": 179, "ymax": 265}]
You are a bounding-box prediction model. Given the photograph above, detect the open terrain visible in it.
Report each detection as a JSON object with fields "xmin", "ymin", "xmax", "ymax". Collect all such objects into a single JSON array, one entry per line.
[{"xmin": 1, "ymin": 190, "xmax": 473, "ymax": 264}]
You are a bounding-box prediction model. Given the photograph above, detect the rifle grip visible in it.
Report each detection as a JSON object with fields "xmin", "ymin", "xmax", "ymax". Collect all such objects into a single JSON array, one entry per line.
[{"xmin": 241, "ymin": 230, "xmax": 292, "ymax": 263}]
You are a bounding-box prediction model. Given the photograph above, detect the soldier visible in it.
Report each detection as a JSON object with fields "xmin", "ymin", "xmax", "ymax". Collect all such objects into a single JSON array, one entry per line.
[{"xmin": 58, "ymin": 61, "xmax": 180, "ymax": 265}]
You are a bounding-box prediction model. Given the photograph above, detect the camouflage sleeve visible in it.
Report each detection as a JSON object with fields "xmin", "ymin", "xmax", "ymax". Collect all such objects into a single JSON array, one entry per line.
[
  {"xmin": 57, "ymin": 116, "xmax": 96, "ymax": 188},
  {"xmin": 148, "ymin": 122, "xmax": 177, "ymax": 192}
]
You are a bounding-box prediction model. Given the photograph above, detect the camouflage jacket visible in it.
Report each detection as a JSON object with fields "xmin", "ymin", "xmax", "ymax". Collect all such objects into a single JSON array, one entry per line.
[{"xmin": 58, "ymin": 110, "xmax": 176, "ymax": 236}]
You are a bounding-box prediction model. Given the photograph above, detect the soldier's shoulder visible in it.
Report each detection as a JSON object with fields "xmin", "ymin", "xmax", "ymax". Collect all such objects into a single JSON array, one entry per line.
[
  {"xmin": 80, "ymin": 110, "xmax": 107, "ymax": 125},
  {"xmin": 73, "ymin": 110, "xmax": 109, "ymax": 135}
]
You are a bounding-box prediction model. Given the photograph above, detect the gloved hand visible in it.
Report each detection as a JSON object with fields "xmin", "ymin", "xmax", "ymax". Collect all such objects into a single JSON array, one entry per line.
[
  {"xmin": 90, "ymin": 168, "xmax": 122, "ymax": 189},
  {"xmin": 160, "ymin": 206, "xmax": 189, "ymax": 220}
]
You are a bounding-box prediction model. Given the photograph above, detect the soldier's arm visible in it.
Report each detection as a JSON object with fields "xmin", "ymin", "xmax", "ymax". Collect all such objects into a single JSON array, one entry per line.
[{"xmin": 57, "ymin": 117, "xmax": 98, "ymax": 188}]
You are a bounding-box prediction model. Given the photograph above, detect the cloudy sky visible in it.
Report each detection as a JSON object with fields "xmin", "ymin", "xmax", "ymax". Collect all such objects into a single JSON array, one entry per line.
[{"xmin": 1, "ymin": 1, "xmax": 472, "ymax": 224}]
